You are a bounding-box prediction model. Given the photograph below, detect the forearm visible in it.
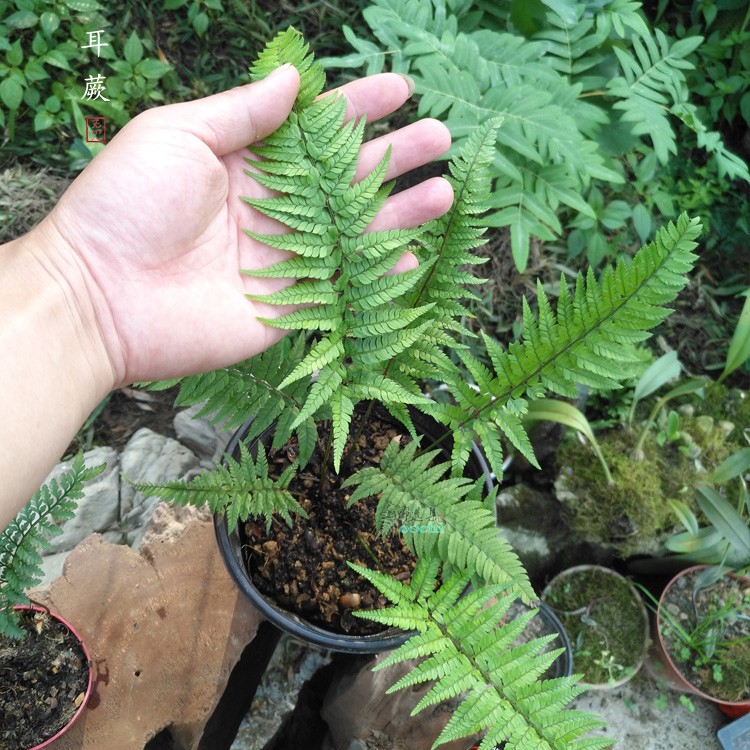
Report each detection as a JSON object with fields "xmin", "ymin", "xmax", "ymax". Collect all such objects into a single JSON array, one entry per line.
[{"xmin": 0, "ymin": 223, "xmax": 115, "ymax": 529}]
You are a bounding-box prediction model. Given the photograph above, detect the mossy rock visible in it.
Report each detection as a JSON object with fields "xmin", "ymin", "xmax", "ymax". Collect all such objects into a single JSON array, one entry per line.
[
  {"xmin": 555, "ymin": 408, "xmax": 744, "ymax": 557},
  {"xmin": 555, "ymin": 429, "xmax": 692, "ymax": 556}
]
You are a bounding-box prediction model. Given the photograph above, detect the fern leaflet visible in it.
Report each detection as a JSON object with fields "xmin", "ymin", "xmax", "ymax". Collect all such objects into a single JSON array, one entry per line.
[{"xmin": 0, "ymin": 455, "xmax": 104, "ymax": 640}]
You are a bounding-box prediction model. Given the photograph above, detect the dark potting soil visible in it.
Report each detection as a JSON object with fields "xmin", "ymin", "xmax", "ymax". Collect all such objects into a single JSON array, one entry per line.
[
  {"xmin": 242, "ymin": 409, "xmax": 420, "ymax": 636},
  {"xmin": 660, "ymin": 568, "xmax": 750, "ymax": 702},
  {"xmin": 0, "ymin": 609, "xmax": 89, "ymax": 750}
]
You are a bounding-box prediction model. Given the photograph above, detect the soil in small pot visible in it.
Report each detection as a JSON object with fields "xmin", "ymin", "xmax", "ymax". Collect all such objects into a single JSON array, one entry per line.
[
  {"xmin": 542, "ymin": 567, "xmax": 647, "ymax": 686},
  {"xmin": 0, "ymin": 609, "xmax": 89, "ymax": 750},
  {"xmin": 659, "ymin": 568, "xmax": 750, "ymax": 703},
  {"xmin": 241, "ymin": 406, "xmax": 429, "ymax": 636}
]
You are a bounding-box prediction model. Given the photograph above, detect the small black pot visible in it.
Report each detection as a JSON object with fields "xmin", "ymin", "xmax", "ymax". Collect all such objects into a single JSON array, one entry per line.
[
  {"xmin": 536, "ymin": 601, "xmax": 574, "ymax": 679},
  {"xmin": 214, "ymin": 409, "xmax": 493, "ymax": 654}
]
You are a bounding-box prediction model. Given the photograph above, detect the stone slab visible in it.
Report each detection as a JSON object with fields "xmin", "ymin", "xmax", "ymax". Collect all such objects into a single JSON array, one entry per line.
[{"xmin": 32, "ymin": 504, "xmax": 263, "ymax": 750}]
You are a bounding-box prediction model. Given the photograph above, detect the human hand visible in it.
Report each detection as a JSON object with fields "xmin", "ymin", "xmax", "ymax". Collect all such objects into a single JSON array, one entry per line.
[{"xmin": 38, "ymin": 66, "xmax": 452, "ymax": 388}]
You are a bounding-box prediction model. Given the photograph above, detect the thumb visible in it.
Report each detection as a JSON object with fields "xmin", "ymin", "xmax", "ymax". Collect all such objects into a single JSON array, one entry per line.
[{"xmin": 154, "ymin": 64, "xmax": 301, "ymax": 156}]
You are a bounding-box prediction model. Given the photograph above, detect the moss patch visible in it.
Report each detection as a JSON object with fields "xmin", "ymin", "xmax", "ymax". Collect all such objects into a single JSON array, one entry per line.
[
  {"xmin": 556, "ymin": 398, "xmax": 747, "ymax": 555},
  {"xmin": 556, "ymin": 428, "xmax": 694, "ymax": 555}
]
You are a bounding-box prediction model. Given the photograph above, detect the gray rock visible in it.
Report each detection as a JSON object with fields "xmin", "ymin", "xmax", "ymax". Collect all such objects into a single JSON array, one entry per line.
[
  {"xmin": 495, "ymin": 482, "xmax": 588, "ymax": 583},
  {"xmin": 44, "ymin": 447, "xmax": 120, "ymax": 554},
  {"xmin": 119, "ymin": 428, "xmax": 201, "ymax": 547},
  {"xmin": 173, "ymin": 405, "xmax": 231, "ymax": 461}
]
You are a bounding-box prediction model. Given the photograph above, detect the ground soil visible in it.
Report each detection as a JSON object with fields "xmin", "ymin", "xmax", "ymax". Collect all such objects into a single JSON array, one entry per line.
[
  {"xmin": 659, "ymin": 568, "xmax": 750, "ymax": 703},
  {"xmin": 0, "ymin": 609, "xmax": 90, "ymax": 750},
  {"xmin": 65, "ymin": 386, "xmax": 178, "ymax": 456},
  {"xmin": 241, "ymin": 406, "xmax": 423, "ymax": 636}
]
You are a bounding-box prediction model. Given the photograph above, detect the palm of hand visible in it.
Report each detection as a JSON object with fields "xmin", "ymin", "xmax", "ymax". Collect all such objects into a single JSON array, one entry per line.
[{"xmin": 44, "ymin": 73, "xmax": 451, "ymax": 385}]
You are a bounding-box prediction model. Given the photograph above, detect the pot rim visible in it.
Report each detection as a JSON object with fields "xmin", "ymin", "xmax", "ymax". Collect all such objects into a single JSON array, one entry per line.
[
  {"xmin": 656, "ymin": 563, "xmax": 750, "ymax": 711},
  {"xmin": 214, "ymin": 412, "xmax": 494, "ymax": 654},
  {"xmin": 541, "ymin": 564, "xmax": 650, "ymax": 689},
  {"xmin": 11, "ymin": 604, "xmax": 93, "ymax": 750}
]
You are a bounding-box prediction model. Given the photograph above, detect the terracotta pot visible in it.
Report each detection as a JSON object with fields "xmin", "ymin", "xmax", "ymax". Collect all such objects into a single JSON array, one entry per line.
[
  {"xmin": 541, "ymin": 565, "xmax": 650, "ymax": 689},
  {"xmin": 654, "ymin": 564, "xmax": 750, "ymax": 718},
  {"xmin": 214, "ymin": 410, "xmax": 494, "ymax": 654},
  {"xmin": 10, "ymin": 605, "xmax": 93, "ymax": 750}
]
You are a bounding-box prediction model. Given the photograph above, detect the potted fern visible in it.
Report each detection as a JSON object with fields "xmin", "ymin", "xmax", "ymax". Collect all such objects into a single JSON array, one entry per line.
[
  {"xmin": 0, "ymin": 455, "xmax": 101, "ymax": 750},
  {"xmin": 137, "ymin": 27, "xmax": 703, "ymax": 749}
]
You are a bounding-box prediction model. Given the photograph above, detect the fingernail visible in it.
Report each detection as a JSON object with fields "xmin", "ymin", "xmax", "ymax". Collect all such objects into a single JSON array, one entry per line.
[
  {"xmin": 268, "ymin": 63, "xmax": 293, "ymax": 79},
  {"xmin": 397, "ymin": 73, "xmax": 415, "ymax": 98}
]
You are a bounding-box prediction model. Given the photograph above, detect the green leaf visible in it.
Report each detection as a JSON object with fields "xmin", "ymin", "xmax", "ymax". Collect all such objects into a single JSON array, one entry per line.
[
  {"xmin": 6, "ymin": 40, "xmax": 23, "ymax": 67},
  {"xmin": 696, "ymin": 485, "xmax": 750, "ymax": 560},
  {"xmin": 0, "ymin": 78, "xmax": 23, "ymax": 110},
  {"xmin": 6, "ymin": 11, "xmax": 38, "ymax": 29},
  {"xmin": 136, "ymin": 59, "xmax": 172, "ymax": 79},
  {"xmin": 719, "ymin": 292, "xmax": 750, "ymax": 383},
  {"xmin": 124, "ymin": 31, "xmax": 144, "ymax": 66},
  {"xmin": 64, "ymin": 0, "xmax": 102, "ymax": 11},
  {"xmin": 32, "ymin": 31, "xmax": 48, "ymax": 56},
  {"xmin": 525, "ymin": 399, "xmax": 612, "ymax": 483},
  {"xmin": 163, "ymin": 0, "xmax": 187, "ymax": 8},
  {"xmin": 667, "ymin": 498, "xmax": 699, "ymax": 537},
  {"xmin": 39, "ymin": 12, "xmax": 60, "ymax": 36},
  {"xmin": 632, "ymin": 203, "xmax": 651, "ymax": 243},
  {"xmin": 633, "ymin": 351, "xmax": 680, "ymax": 404},
  {"xmin": 193, "ymin": 11, "xmax": 209, "ymax": 36},
  {"xmin": 709, "ymin": 448, "xmax": 750, "ymax": 486},
  {"xmin": 34, "ymin": 110, "xmax": 55, "ymax": 132},
  {"xmin": 43, "ymin": 50, "xmax": 72, "ymax": 71}
]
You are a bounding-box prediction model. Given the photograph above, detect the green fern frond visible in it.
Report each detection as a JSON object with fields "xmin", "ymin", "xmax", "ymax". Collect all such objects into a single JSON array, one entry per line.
[
  {"xmin": 343, "ymin": 440, "xmax": 533, "ymax": 601},
  {"xmin": 0, "ymin": 455, "xmax": 104, "ymax": 640},
  {"xmin": 135, "ymin": 442, "xmax": 307, "ymax": 531},
  {"xmin": 607, "ymin": 29, "xmax": 703, "ymax": 163},
  {"xmin": 446, "ymin": 213, "xmax": 701, "ymax": 478},
  {"xmin": 351, "ymin": 557, "xmax": 610, "ymax": 750},
  {"xmin": 146, "ymin": 336, "xmax": 317, "ymax": 468}
]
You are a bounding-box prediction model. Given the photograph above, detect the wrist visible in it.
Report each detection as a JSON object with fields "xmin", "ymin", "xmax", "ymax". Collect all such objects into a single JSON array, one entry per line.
[
  {"xmin": 24, "ymin": 217, "xmax": 123, "ymax": 391},
  {"xmin": 0, "ymin": 225, "xmax": 118, "ymax": 522}
]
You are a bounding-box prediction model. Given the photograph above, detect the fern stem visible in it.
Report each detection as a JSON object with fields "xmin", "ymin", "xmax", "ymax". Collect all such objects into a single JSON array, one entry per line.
[
  {"xmin": 319, "ymin": 424, "xmax": 335, "ymax": 494},
  {"xmin": 342, "ymin": 400, "xmax": 375, "ymax": 473},
  {"xmin": 578, "ymin": 89, "xmax": 608, "ymax": 98},
  {"xmin": 356, "ymin": 532, "xmax": 385, "ymax": 573}
]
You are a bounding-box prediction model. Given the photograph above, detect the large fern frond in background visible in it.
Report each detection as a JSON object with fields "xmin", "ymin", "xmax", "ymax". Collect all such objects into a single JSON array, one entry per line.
[
  {"xmin": 442, "ymin": 214, "xmax": 702, "ymax": 479},
  {"xmin": 350, "ymin": 557, "xmax": 611, "ymax": 750},
  {"xmin": 0, "ymin": 455, "xmax": 104, "ymax": 640},
  {"xmin": 323, "ymin": 0, "xmax": 745, "ymax": 271},
  {"xmin": 606, "ymin": 29, "xmax": 703, "ymax": 164}
]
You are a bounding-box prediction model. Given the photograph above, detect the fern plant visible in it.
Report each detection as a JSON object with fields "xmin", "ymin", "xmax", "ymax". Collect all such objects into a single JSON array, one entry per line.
[
  {"xmin": 0, "ymin": 454, "xmax": 103, "ymax": 640},
  {"xmin": 322, "ymin": 0, "xmax": 745, "ymax": 271},
  {"xmin": 136, "ymin": 28, "xmax": 702, "ymax": 749}
]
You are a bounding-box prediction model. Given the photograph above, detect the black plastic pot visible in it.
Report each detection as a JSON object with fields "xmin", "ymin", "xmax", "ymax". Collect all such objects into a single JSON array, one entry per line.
[
  {"xmin": 214, "ymin": 409, "xmax": 493, "ymax": 654},
  {"xmin": 537, "ymin": 601, "xmax": 574, "ymax": 679}
]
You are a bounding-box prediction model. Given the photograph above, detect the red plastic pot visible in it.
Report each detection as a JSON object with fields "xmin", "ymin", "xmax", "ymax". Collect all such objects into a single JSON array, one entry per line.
[
  {"xmin": 654, "ymin": 565, "xmax": 750, "ymax": 718},
  {"xmin": 12, "ymin": 605, "xmax": 93, "ymax": 749}
]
